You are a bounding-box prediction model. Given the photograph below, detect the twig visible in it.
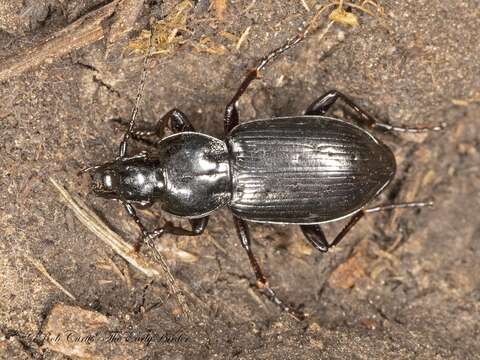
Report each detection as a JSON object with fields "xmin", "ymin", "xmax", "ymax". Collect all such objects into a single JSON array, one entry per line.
[
  {"xmin": 25, "ymin": 255, "xmax": 77, "ymax": 301},
  {"xmin": 49, "ymin": 177, "xmax": 194, "ymax": 319},
  {"xmin": 0, "ymin": 1, "xmax": 118, "ymax": 81},
  {"xmin": 106, "ymin": 0, "xmax": 145, "ymax": 53},
  {"xmin": 300, "ymin": 0, "xmax": 311, "ymax": 12},
  {"xmin": 0, "ymin": 0, "xmax": 144, "ymax": 82}
]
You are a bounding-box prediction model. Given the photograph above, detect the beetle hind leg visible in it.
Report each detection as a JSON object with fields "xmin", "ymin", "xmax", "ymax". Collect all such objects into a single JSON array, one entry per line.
[
  {"xmin": 300, "ymin": 224, "xmax": 329, "ymax": 252},
  {"xmin": 233, "ymin": 215, "xmax": 305, "ymax": 320},
  {"xmin": 306, "ymin": 90, "xmax": 446, "ymax": 133},
  {"xmin": 301, "ymin": 211, "xmax": 365, "ymax": 252},
  {"xmin": 301, "ymin": 201, "xmax": 434, "ymax": 253}
]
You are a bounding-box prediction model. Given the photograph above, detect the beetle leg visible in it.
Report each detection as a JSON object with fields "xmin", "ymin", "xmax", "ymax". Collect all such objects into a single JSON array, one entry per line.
[
  {"xmin": 162, "ymin": 217, "xmax": 209, "ymax": 236},
  {"xmin": 135, "ymin": 218, "xmax": 209, "ymax": 249},
  {"xmin": 326, "ymin": 201, "xmax": 433, "ymax": 249},
  {"xmin": 300, "ymin": 211, "xmax": 365, "ymax": 252},
  {"xmin": 224, "ymin": 22, "xmax": 326, "ymax": 134},
  {"xmin": 114, "ymin": 109, "xmax": 194, "ymax": 146},
  {"xmin": 233, "ymin": 215, "xmax": 305, "ymax": 320},
  {"xmin": 166, "ymin": 109, "xmax": 195, "ymax": 133},
  {"xmin": 329, "ymin": 211, "xmax": 365, "ymax": 248},
  {"xmin": 306, "ymin": 90, "xmax": 445, "ymax": 133},
  {"xmin": 137, "ymin": 108, "xmax": 194, "ymax": 144},
  {"xmin": 134, "ymin": 219, "xmax": 207, "ymax": 248},
  {"xmin": 124, "ymin": 201, "xmax": 209, "ymax": 250},
  {"xmin": 224, "ymin": 70, "xmax": 256, "ymax": 133},
  {"xmin": 364, "ymin": 200, "xmax": 433, "ymax": 213},
  {"xmin": 123, "ymin": 201, "xmax": 163, "ymax": 252},
  {"xmin": 301, "ymin": 201, "xmax": 434, "ymax": 252},
  {"xmin": 123, "ymin": 201, "xmax": 150, "ymax": 238},
  {"xmin": 224, "ymin": 32, "xmax": 304, "ymax": 133},
  {"xmin": 299, "ymin": 224, "xmax": 329, "ymax": 252}
]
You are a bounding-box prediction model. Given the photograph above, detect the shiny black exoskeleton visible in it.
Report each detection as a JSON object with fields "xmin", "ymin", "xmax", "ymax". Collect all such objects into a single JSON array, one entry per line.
[
  {"xmin": 93, "ymin": 117, "xmax": 395, "ymax": 222},
  {"xmin": 84, "ymin": 29, "xmax": 443, "ymax": 320}
]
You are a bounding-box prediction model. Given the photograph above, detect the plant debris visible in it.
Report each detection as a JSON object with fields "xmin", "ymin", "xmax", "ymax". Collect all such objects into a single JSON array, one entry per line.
[
  {"xmin": 128, "ymin": 0, "xmax": 193, "ymax": 56},
  {"xmin": 192, "ymin": 35, "xmax": 227, "ymax": 55},
  {"xmin": 329, "ymin": 6, "xmax": 359, "ymax": 27},
  {"xmin": 212, "ymin": 0, "xmax": 228, "ymax": 20},
  {"xmin": 49, "ymin": 177, "xmax": 193, "ymax": 319}
]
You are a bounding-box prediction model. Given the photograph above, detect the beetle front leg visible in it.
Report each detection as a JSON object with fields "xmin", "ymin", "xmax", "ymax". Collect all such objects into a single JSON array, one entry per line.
[
  {"xmin": 134, "ymin": 108, "xmax": 193, "ymax": 137},
  {"xmin": 123, "ymin": 201, "xmax": 150, "ymax": 239},
  {"xmin": 123, "ymin": 202, "xmax": 209, "ymax": 250},
  {"xmin": 135, "ymin": 218, "xmax": 209, "ymax": 251},
  {"xmin": 115, "ymin": 108, "xmax": 194, "ymax": 147},
  {"xmin": 233, "ymin": 215, "xmax": 305, "ymax": 320},
  {"xmin": 306, "ymin": 90, "xmax": 445, "ymax": 133},
  {"xmin": 159, "ymin": 108, "xmax": 195, "ymax": 133}
]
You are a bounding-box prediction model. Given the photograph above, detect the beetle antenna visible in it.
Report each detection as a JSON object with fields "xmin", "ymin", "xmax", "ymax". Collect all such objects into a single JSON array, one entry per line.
[{"xmin": 118, "ymin": 27, "xmax": 154, "ymax": 159}]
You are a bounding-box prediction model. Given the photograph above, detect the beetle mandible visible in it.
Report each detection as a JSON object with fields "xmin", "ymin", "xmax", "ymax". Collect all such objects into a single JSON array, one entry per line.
[{"xmin": 82, "ymin": 22, "xmax": 444, "ymax": 320}]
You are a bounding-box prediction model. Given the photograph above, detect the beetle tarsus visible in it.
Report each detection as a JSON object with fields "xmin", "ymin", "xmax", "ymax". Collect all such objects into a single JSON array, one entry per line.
[
  {"xmin": 257, "ymin": 281, "xmax": 306, "ymax": 321},
  {"xmin": 364, "ymin": 201, "xmax": 434, "ymax": 213},
  {"xmin": 234, "ymin": 215, "xmax": 306, "ymax": 320}
]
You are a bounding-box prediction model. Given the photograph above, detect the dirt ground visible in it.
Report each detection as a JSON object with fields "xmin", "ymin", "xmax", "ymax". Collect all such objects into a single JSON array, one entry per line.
[{"xmin": 1, "ymin": 1, "xmax": 479, "ymax": 359}]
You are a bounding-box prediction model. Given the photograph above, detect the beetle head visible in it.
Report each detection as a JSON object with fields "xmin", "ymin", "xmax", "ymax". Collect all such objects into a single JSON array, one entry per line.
[
  {"xmin": 86, "ymin": 161, "xmax": 121, "ymax": 199},
  {"xmin": 81, "ymin": 156, "xmax": 166, "ymax": 204}
]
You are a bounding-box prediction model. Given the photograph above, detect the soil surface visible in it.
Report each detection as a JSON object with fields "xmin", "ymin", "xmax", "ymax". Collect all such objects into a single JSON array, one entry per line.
[{"xmin": 1, "ymin": 1, "xmax": 479, "ymax": 359}]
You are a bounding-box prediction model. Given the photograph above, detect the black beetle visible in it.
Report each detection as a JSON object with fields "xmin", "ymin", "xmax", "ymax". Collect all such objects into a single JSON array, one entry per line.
[{"xmin": 82, "ymin": 25, "xmax": 444, "ymax": 320}]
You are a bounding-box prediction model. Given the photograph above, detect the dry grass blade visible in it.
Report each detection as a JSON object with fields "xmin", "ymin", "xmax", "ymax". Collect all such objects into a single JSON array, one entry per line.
[
  {"xmin": 236, "ymin": 26, "xmax": 251, "ymax": 50},
  {"xmin": 213, "ymin": 0, "xmax": 227, "ymax": 19},
  {"xmin": 25, "ymin": 255, "xmax": 77, "ymax": 301},
  {"xmin": 49, "ymin": 177, "xmax": 192, "ymax": 319},
  {"xmin": 300, "ymin": 0, "xmax": 312, "ymax": 12}
]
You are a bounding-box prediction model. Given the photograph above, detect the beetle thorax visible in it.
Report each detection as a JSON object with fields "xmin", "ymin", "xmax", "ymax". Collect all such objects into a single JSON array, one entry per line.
[{"xmin": 158, "ymin": 132, "xmax": 231, "ymax": 218}]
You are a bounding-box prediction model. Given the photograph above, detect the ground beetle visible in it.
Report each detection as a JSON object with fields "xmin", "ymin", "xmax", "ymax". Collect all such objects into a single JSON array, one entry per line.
[{"xmin": 82, "ymin": 24, "xmax": 444, "ymax": 320}]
